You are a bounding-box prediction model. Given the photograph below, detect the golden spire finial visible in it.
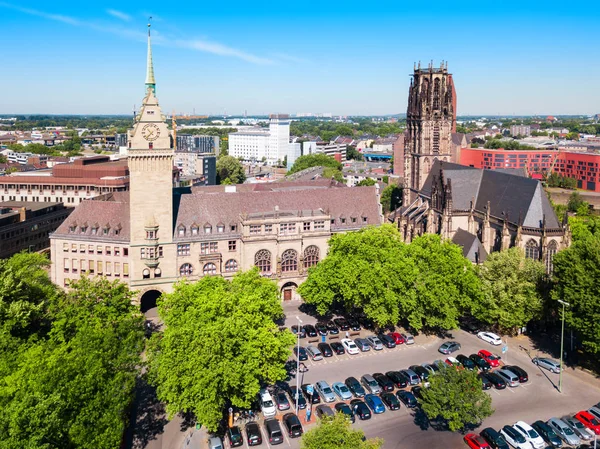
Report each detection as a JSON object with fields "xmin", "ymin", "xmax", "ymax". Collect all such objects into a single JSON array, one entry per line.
[{"xmin": 145, "ymin": 17, "xmax": 156, "ymax": 94}]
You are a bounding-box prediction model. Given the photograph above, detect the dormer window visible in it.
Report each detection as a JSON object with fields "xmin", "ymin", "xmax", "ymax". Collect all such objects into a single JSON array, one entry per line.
[
  {"xmin": 69, "ymin": 225, "xmax": 76, "ymax": 233},
  {"xmin": 80, "ymin": 226, "xmax": 87, "ymax": 233},
  {"xmin": 191, "ymin": 225, "xmax": 199, "ymax": 236},
  {"xmin": 91, "ymin": 227, "xmax": 98, "ymax": 235},
  {"xmin": 204, "ymin": 225, "xmax": 212, "ymax": 234},
  {"xmin": 103, "ymin": 227, "xmax": 110, "ymax": 236},
  {"xmin": 178, "ymin": 225, "xmax": 185, "ymax": 236},
  {"xmin": 146, "ymin": 230, "xmax": 157, "ymax": 239},
  {"xmin": 217, "ymin": 224, "xmax": 225, "ymax": 233}
]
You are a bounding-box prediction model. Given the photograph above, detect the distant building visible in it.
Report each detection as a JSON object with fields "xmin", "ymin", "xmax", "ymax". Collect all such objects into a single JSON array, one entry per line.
[
  {"xmin": 302, "ymin": 142, "xmax": 347, "ymax": 162},
  {"xmin": 0, "ymin": 201, "xmax": 72, "ymax": 258},
  {"xmin": 2, "ymin": 150, "xmax": 49, "ymax": 166},
  {"xmin": 510, "ymin": 125, "xmax": 531, "ymax": 137},
  {"xmin": 174, "ymin": 151, "xmax": 216, "ymax": 185},
  {"xmin": 115, "ymin": 133, "xmax": 128, "ymax": 148},
  {"xmin": 229, "ymin": 115, "xmax": 290, "ymax": 165},
  {"xmin": 176, "ymin": 134, "xmax": 219, "ymax": 154}
]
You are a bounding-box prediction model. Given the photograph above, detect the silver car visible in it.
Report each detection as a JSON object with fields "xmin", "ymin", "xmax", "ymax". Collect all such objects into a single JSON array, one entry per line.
[
  {"xmin": 360, "ymin": 374, "xmax": 382, "ymax": 394},
  {"xmin": 563, "ymin": 416, "xmax": 594, "ymax": 440},
  {"xmin": 547, "ymin": 418, "xmax": 581, "ymax": 446},
  {"xmin": 366, "ymin": 335, "xmax": 384, "ymax": 351},
  {"xmin": 315, "ymin": 380, "xmax": 336, "ymax": 403},
  {"xmin": 532, "ymin": 357, "xmax": 561, "ymax": 373},
  {"xmin": 354, "ymin": 338, "xmax": 371, "ymax": 352},
  {"xmin": 306, "ymin": 345, "xmax": 323, "ymax": 361}
]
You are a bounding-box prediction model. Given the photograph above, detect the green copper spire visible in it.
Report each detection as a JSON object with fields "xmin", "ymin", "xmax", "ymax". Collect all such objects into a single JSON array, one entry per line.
[{"xmin": 145, "ymin": 19, "xmax": 156, "ymax": 94}]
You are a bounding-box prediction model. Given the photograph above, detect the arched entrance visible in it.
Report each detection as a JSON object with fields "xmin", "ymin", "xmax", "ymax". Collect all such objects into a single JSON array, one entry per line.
[
  {"xmin": 281, "ymin": 282, "xmax": 298, "ymax": 301},
  {"xmin": 140, "ymin": 289, "xmax": 162, "ymax": 315}
]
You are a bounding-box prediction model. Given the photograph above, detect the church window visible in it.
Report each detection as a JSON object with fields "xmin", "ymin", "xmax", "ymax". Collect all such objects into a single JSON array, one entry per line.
[
  {"xmin": 203, "ymin": 263, "xmax": 217, "ymax": 276},
  {"xmin": 281, "ymin": 249, "xmax": 298, "ymax": 272},
  {"xmin": 433, "ymin": 78, "xmax": 441, "ymax": 110},
  {"xmin": 546, "ymin": 240, "xmax": 558, "ymax": 273},
  {"xmin": 525, "ymin": 239, "xmax": 540, "ymax": 260},
  {"xmin": 304, "ymin": 246, "xmax": 320, "ymax": 268},
  {"xmin": 225, "ymin": 259, "xmax": 238, "ymax": 272},
  {"xmin": 179, "ymin": 263, "xmax": 193, "ymax": 276},
  {"xmin": 255, "ymin": 249, "xmax": 272, "ymax": 274}
]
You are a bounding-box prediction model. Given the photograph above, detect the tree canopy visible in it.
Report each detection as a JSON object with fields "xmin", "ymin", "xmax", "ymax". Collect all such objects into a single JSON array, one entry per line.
[
  {"xmin": 298, "ymin": 225, "xmax": 481, "ymax": 332},
  {"xmin": 473, "ymin": 247, "xmax": 546, "ymax": 334},
  {"xmin": 287, "ymin": 153, "xmax": 342, "ymax": 175},
  {"xmin": 356, "ymin": 178, "xmax": 376, "ymax": 186},
  {"xmin": 301, "ymin": 412, "xmax": 383, "ymax": 449},
  {"xmin": 147, "ymin": 269, "xmax": 295, "ymax": 431},
  {"xmin": 216, "ymin": 155, "xmax": 246, "ymax": 184},
  {"xmin": 380, "ymin": 184, "xmax": 402, "ymax": 213},
  {"xmin": 419, "ymin": 366, "xmax": 493, "ymax": 432}
]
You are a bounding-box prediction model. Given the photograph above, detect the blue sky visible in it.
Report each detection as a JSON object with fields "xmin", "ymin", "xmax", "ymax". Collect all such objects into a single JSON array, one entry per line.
[{"xmin": 1, "ymin": 0, "xmax": 599, "ymax": 116}]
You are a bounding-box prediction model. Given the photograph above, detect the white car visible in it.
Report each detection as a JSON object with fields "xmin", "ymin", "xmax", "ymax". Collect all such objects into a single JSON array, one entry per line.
[
  {"xmin": 478, "ymin": 331, "xmax": 502, "ymax": 346},
  {"xmin": 341, "ymin": 338, "xmax": 359, "ymax": 355},
  {"xmin": 500, "ymin": 425, "xmax": 531, "ymax": 449},
  {"xmin": 513, "ymin": 421, "xmax": 545, "ymax": 449},
  {"xmin": 259, "ymin": 389, "xmax": 277, "ymax": 418}
]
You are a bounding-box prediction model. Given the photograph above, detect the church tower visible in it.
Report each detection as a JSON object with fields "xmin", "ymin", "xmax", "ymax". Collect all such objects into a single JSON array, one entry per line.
[
  {"xmin": 403, "ymin": 62, "xmax": 456, "ymax": 205},
  {"xmin": 128, "ymin": 22, "xmax": 175, "ymax": 282}
]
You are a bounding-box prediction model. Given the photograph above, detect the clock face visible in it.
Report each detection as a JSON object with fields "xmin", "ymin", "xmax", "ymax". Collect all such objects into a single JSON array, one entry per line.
[{"xmin": 141, "ymin": 124, "xmax": 161, "ymax": 142}]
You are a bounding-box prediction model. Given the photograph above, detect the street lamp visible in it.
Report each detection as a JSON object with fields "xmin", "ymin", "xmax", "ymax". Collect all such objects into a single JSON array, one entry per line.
[
  {"xmin": 295, "ymin": 316, "xmax": 302, "ymax": 413},
  {"xmin": 557, "ymin": 299, "xmax": 570, "ymax": 393}
]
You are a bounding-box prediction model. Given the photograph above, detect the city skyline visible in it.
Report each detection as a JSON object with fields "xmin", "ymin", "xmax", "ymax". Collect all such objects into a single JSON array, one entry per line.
[{"xmin": 1, "ymin": 0, "xmax": 599, "ymax": 116}]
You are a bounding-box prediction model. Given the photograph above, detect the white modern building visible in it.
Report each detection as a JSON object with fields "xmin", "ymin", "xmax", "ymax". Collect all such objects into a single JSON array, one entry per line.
[
  {"xmin": 302, "ymin": 142, "xmax": 347, "ymax": 162},
  {"xmin": 228, "ymin": 114, "xmax": 290, "ymax": 165}
]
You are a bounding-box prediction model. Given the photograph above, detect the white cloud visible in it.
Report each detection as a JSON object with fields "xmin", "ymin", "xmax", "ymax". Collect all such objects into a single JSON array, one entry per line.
[
  {"xmin": 106, "ymin": 9, "xmax": 131, "ymax": 22},
  {"xmin": 177, "ymin": 39, "xmax": 275, "ymax": 65}
]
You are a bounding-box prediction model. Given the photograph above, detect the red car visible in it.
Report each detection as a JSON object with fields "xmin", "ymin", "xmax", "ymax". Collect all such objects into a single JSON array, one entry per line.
[
  {"xmin": 389, "ymin": 332, "xmax": 405, "ymax": 345},
  {"xmin": 464, "ymin": 433, "xmax": 490, "ymax": 449},
  {"xmin": 575, "ymin": 411, "xmax": 600, "ymax": 435},
  {"xmin": 478, "ymin": 349, "xmax": 501, "ymax": 368}
]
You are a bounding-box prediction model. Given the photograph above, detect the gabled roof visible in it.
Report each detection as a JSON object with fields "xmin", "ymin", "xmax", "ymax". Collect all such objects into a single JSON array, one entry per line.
[{"xmin": 452, "ymin": 228, "xmax": 487, "ymax": 263}]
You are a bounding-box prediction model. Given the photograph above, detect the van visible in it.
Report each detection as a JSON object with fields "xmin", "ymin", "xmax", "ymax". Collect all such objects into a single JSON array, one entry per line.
[
  {"xmin": 259, "ymin": 389, "xmax": 276, "ymax": 417},
  {"xmin": 264, "ymin": 418, "xmax": 283, "ymax": 445},
  {"xmin": 496, "ymin": 368, "xmax": 519, "ymax": 387}
]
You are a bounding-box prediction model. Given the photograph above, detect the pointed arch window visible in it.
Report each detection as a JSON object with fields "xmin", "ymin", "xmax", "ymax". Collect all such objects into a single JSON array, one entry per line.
[
  {"xmin": 546, "ymin": 240, "xmax": 558, "ymax": 273},
  {"xmin": 525, "ymin": 239, "xmax": 540, "ymax": 260},
  {"xmin": 281, "ymin": 249, "xmax": 298, "ymax": 272},
  {"xmin": 255, "ymin": 249, "xmax": 271, "ymax": 274},
  {"xmin": 433, "ymin": 78, "xmax": 441, "ymax": 110},
  {"xmin": 303, "ymin": 246, "xmax": 320, "ymax": 268}
]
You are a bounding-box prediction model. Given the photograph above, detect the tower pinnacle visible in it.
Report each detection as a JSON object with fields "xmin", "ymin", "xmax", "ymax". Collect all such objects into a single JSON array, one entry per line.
[{"xmin": 145, "ymin": 19, "xmax": 156, "ymax": 94}]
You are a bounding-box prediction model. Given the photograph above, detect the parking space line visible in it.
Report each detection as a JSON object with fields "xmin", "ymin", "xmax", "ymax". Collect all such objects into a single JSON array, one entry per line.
[{"xmin": 507, "ymin": 388, "xmax": 516, "ymax": 393}]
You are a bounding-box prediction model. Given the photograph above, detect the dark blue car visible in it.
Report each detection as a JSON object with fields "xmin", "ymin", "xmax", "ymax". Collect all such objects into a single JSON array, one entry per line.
[{"xmin": 364, "ymin": 394, "xmax": 386, "ymax": 414}]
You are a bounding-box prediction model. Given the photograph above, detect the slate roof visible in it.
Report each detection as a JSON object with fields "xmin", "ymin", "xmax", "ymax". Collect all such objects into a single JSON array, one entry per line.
[
  {"xmin": 452, "ymin": 228, "xmax": 488, "ymax": 263},
  {"xmin": 422, "ymin": 160, "xmax": 560, "ymax": 229}
]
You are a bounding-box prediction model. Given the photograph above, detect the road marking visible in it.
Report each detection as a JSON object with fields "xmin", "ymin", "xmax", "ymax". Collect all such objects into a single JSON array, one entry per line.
[
  {"xmin": 507, "ymin": 387, "xmax": 516, "ymax": 393},
  {"xmin": 492, "ymin": 389, "xmax": 501, "ymax": 396}
]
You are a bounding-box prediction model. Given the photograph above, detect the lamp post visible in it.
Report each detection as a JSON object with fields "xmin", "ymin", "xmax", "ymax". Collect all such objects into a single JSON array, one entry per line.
[
  {"xmin": 557, "ymin": 299, "xmax": 570, "ymax": 393},
  {"xmin": 295, "ymin": 316, "xmax": 302, "ymax": 413}
]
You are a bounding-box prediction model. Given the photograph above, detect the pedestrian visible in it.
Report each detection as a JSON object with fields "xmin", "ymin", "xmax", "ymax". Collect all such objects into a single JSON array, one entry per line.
[{"xmin": 345, "ymin": 331, "xmax": 349, "ymax": 339}]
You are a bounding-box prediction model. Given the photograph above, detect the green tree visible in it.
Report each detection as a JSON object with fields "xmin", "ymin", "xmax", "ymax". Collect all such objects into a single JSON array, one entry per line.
[
  {"xmin": 287, "ymin": 153, "xmax": 342, "ymax": 175},
  {"xmin": 216, "ymin": 155, "xmax": 246, "ymax": 184},
  {"xmin": 380, "ymin": 184, "xmax": 402, "ymax": 213},
  {"xmin": 147, "ymin": 269, "xmax": 295, "ymax": 431},
  {"xmin": 301, "ymin": 413, "xmax": 383, "ymax": 449},
  {"xmin": 346, "ymin": 146, "xmax": 363, "ymax": 161},
  {"xmin": 0, "ymin": 154, "xmax": 6, "ymax": 163},
  {"xmin": 419, "ymin": 366, "xmax": 493, "ymax": 431},
  {"xmin": 322, "ymin": 167, "xmax": 344, "ymax": 183},
  {"xmin": 567, "ymin": 191, "xmax": 586, "ymax": 213},
  {"xmin": 473, "ymin": 248, "xmax": 546, "ymax": 333},
  {"xmin": 356, "ymin": 178, "xmax": 376, "ymax": 186}
]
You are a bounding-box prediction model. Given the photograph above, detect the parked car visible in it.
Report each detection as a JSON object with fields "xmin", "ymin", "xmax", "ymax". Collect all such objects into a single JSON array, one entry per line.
[
  {"xmin": 306, "ymin": 345, "xmax": 323, "ymax": 361},
  {"xmin": 470, "ymin": 353, "xmax": 492, "ymax": 372},
  {"xmin": 505, "ymin": 365, "xmax": 528, "ymax": 383},
  {"xmin": 335, "ymin": 402, "xmax": 355, "ymax": 423},
  {"xmin": 345, "ymin": 376, "xmax": 366, "ymax": 398},
  {"xmin": 588, "ymin": 406, "xmax": 600, "ymax": 423},
  {"xmin": 547, "ymin": 417, "xmax": 581, "ymax": 446},
  {"xmin": 411, "ymin": 386, "xmax": 423, "ymax": 400},
  {"xmin": 274, "ymin": 390, "xmax": 290, "ymax": 411},
  {"xmin": 364, "ymin": 394, "xmax": 386, "ymax": 414},
  {"xmin": 347, "ymin": 318, "xmax": 361, "ymax": 331},
  {"xmin": 378, "ymin": 333, "xmax": 397, "ymax": 348},
  {"xmin": 409, "ymin": 365, "xmax": 430, "ymax": 383},
  {"xmin": 403, "ymin": 333, "xmax": 415, "ymax": 344},
  {"xmin": 532, "ymin": 357, "xmax": 561, "ymax": 373},
  {"xmin": 226, "ymin": 426, "xmax": 244, "ymax": 447},
  {"xmin": 482, "ymin": 372, "xmax": 506, "ymax": 389},
  {"xmin": 354, "ymin": 338, "xmax": 371, "ymax": 352},
  {"xmin": 208, "ymin": 437, "xmax": 224, "ymax": 449},
  {"xmin": 317, "ymin": 342, "xmax": 333, "ymax": 358},
  {"xmin": 361, "ymin": 374, "xmax": 382, "ymax": 394},
  {"xmin": 333, "ymin": 318, "xmax": 350, "ymax": 331},
  {"xmin": 396, "ymin": 390, "xmax": 418, "ymax": 408},
  {"xmin": 301, "ymin": 384, "xmax": 321, "ymax": 404},
  {"xmin": 341, "ymin": 338, "xmax": 360, "ymax": 355},
  {"xmin": 500, "ymin": 425, "xmax": 530, "ymax": 449},
  {"xmin": 401, "ymin": 368, "xmax": 420, "ymax": 385},
  {"xmin": 264, "ymin": 418, "xmax": 284, "ymax": 445},
  {"xmin": 259, "ymin": 389, "xmax": 277, "ymax": 417},
  {"xmin": 367, "ymin": 335, "xmax": 384, "ymax": 350},
  {"xmin": 513, "ymin": 421, "xmax": 545, "ymax": 449},
  {"xmin": 350, "ymin": 399, "xmax": 372, "ymax": 420},
  {"xmin": 290, "ymin": 325, "xmax": 306, "ymax": 338},
  {"xmin": 445, "ymin": 357, "xmax": 462, "ymax": 368},
  {"xmin": 532, "ymin": 420, "xmax": 563, "ymax": 448},
  {"xmin": 478, "ymin": 349, "xmax": 501, "ymax": 367},
  {"xmin": 439, "ymin": 341, "xmax": 461, "ymax": 354},
  {"xmin": 422, "ymin": 363, "xmax": 440, "ymax": 374},
  {"xmin": 464, "ymin": 433, "xmax": 491, "ymax": 449},
  {"xmin": 315, "ymin": 380, "xmax": 336, "ymax": 403},
  {"xmin": 315, "ymin": 404, "xmax": 335, "ymax": 419},
  {"xmin": 330, "ymin": 342, "xmax": 345, "ymax": 355},
  {"xmin": 380, "ymin": 392, "xmax": 400, "ymax": 410},
  {"xmin": 315, "ymin": 322, "xmax": 328, "ymax": 336},
  {"xmin": 245, "ymin": 422, "xmax": 262, "ymax": 446},
  {"xmin": 303, "ymin": 324, "xmax": 317, "ymax": 338},
  {"xmin": 389, "ymin": 332, "xmax": 405, "ymax": 345},
  {"xmin": 293, "ymin": 346, "xmax": 308, "ymax": 361},
  {"xmin": 480, "ymin": 427, "xmax": 510, "ymax": 449},
  {"xmin": 386, "ymin": 370, "xmax": 409, "ymax": 388},
  {"xmin": 373, "ymin": 372, "xmax": 395, "ymax": 392},
  {"xmin": 478, "ymin": 331, "xmax": 502, "ymax": 346},
  {"xmin": 573, "ymin": 411, "xmax": 600, "ymax": 436},
  {"xmin": 326, "ymin": 321, "xmax": 339, "ymax": 334},
  {"xmin": 282, "ymin": 413, "xmax": 303, "ymax": 438},
  {"xmin": 288, "ymin": 386, "xmax": 307, "ymax": 410},
  {"xmin": 332, "ymin": 382, "xmax": 353, "ymax": 400},
  {"xmin": 456, "ymin": 354, "xmax": 476, "ymax": 370},
  {"xmin": 496, "ymin": 368, "xmax": 520, "ymax": 387},
  {"xmin": 479, "ymin": 373, "xmax": 492, "ymax": 390}
]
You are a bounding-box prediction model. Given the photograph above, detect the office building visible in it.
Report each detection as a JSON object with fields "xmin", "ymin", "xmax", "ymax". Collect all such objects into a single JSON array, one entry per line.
[{"xmin": 229, "ymin": 115, "xmax": 291, "ymax": 165}]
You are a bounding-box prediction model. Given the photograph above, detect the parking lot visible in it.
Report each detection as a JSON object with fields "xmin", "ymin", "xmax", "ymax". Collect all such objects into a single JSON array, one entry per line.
[{"xmin": 219, "ymin": 302, "xmax": 600, "ymax": 449}]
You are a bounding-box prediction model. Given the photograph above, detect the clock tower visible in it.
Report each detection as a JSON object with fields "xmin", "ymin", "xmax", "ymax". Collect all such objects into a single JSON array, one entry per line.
[{"xmin": 128, "ymin": 22, "xmax": 175, "ymax": 284}]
